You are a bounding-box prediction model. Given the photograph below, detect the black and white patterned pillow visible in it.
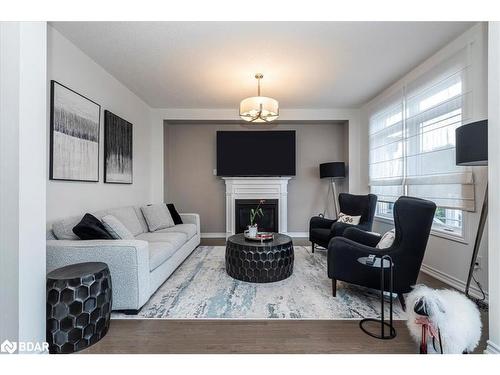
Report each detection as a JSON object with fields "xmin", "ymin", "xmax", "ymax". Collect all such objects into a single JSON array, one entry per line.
[{"xmin": 337, "ymin": 212, "xmax": 361, "ymax": 225}]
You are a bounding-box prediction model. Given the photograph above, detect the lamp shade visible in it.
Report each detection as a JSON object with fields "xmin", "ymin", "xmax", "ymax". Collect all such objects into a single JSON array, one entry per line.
[
  {"xmin": 239, "ymin": 96, "xmax": 279, "ymax": 123},
  {"xmin": 456, "ymin": 120, "xmax": 488, "ymax": 166},
  {"xmin": 319, "ymin": 162, "xmax": 346, "ymax": 178}
]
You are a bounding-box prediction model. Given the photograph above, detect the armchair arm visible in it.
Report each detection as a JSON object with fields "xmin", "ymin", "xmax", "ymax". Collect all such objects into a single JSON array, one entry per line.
[
  {"xmin": 327, "ymin": 237, "xmax": 382, "ymax": 279},
  {"xmin": 179, "ymin": 213, "xmax": 200, "ymax": 235},
  {"xmin": 331, "ymin": 220, "xmax": 374, "ymax": 237},
  {"xmin": 331, "ymin": 222, "xmax": 356, "ymax": 237},
  {"xmin": 46, "ymin": 239, "xmax": 150, "ymax": 310},
  {"xmin": 343, "ymin": 227, "xmax": 382, "ymax": 247},
  {"xmin": 310, "ymin": 216, "xmax": 336, "ymax": 230}
]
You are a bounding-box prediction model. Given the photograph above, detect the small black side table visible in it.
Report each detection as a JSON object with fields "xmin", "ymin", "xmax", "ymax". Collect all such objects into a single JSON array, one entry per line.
[
  {"xmin": 46, "ymin": 262, "xmax": 112, "ymax": 354},
  {"xmin": 358, "ymin": 255, "xmax": 396, "ymax": 340}
]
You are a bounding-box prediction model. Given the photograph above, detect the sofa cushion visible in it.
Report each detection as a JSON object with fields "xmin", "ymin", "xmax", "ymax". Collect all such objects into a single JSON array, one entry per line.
[
  {"xmin": 72, "ymin": 213, "xmax": 114, "ymax": 240},
  {"xmin": 166, "ymin": 203, "xmax": 183, "ymax": 225},
  {"xmin": 52, "ymin": 216, "xmax": 82, "ymax": 240},
  {"xmin": 102, "ymin": 215, "xmax": 135, "ymax": 240},
  {"xmin": 148, "ymin": 242, "xmax": 177, "ymax": 271},
  {"xmin": 96, "ymin": 206, "xmax": 144, "ymax": 236},
  {"xmin": 156, "ymin": 223, "xmax": 197, "ymax": 240},
  {"xmin": 141, "ymin": 204, "xmax": 175, "ymax": 232},
  {"xmin": 136, "ymin": 232, "xmax": 187, "ymax": 249},
  {"xmin": 134, "ymin": 206, "xmax": 149, "ymax": 234},
  {"xmin": 52, "ymin": 206, "xmax": 144, "ymax": 240}
]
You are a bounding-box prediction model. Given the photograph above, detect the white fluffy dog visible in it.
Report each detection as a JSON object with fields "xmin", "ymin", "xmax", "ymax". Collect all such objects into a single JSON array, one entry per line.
[{"xmin": 406, "ymin": 285, "xmax": 482, "ymax": 354}]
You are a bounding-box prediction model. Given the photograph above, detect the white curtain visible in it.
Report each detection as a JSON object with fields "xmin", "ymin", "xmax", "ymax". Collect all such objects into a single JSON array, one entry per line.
[{"xmin": 369, "ymin": 46, "xmax": 475, "ymax": 212}]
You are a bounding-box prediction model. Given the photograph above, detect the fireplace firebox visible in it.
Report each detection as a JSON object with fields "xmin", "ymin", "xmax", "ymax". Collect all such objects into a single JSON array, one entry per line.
[{"xmin": 235, "ymin": 199, "xmax": 279, "ymax": 233}]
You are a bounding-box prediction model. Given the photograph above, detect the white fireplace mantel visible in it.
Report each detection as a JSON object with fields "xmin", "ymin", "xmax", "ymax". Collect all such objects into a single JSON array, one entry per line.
[{"xmin": 222, "ymin": 177, "xmax": 292, "ymax": 237}]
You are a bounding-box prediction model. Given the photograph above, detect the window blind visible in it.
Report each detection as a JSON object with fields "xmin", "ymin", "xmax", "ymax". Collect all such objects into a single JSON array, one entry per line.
[
  {"xmin": 369, "ymin": 46, "xmax": 475, "ymax": 212},
  {"xmin": 369, "ymin": 92, "xmax": 404, "ymax": 203}
]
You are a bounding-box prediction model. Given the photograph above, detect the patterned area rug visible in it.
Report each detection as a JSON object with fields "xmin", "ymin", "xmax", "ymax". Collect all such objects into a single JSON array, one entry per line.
[{"xmin": 112, "ymin": 246, "xmax": 406, "ymax": 320}]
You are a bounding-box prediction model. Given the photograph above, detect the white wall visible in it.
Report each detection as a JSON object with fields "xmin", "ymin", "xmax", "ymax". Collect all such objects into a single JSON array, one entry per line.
[
  {"xmin": 361, "ymin": 23, "xmax": 489, "ymax": 299},
  {"xmin": 47, "ymin": 25, "xmax": 154, "ymax": 224},
  {"xmin": 0, "ymin": 22, "xmax": 47, "ymax": 352},
  {"xmin": 486, "ymin": 21, "xmax": 500, "ymax": 354}
]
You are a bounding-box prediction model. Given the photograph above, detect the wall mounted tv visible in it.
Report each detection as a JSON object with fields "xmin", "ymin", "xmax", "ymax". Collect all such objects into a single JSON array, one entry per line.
[{"xmin": 216, "ymin": 130, "xmax": 296, "ymax": 177}]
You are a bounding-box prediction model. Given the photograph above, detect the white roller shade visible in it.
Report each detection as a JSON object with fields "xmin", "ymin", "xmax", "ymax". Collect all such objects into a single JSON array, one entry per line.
[
  {"xmin": 368, "ymin": 45, "xmax": 476, "ymax": 212},
  {"xmin": 368, "ymin": 92, "xmax": 404, "ymax": 203}
]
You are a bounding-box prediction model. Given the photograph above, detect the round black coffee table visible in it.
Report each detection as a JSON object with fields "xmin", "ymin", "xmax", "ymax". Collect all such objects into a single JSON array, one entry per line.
[{"xmin": 225, "ymin": 233, "xmax": 294, "ymax": 283}]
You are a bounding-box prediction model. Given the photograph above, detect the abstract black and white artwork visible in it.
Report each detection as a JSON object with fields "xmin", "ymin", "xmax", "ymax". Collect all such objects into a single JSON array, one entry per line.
[
  {"xmin": 104, "ymin": 110, "xmax": 133, "ymax": 184},
  {"xmin": 50, "ymin": 81, "xmax": 101, "ymax": 182}
]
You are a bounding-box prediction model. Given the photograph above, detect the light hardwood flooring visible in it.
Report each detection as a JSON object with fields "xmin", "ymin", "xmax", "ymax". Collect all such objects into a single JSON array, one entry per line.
[{"xmin": 81, "ymin": 238, "xmax": 489, "ymax": 354}]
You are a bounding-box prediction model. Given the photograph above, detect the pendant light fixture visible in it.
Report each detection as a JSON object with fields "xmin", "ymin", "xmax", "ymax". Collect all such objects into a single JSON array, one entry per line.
[{"xmin": 239, "ymin": 73, "xmax": 279, "ymax": 123}]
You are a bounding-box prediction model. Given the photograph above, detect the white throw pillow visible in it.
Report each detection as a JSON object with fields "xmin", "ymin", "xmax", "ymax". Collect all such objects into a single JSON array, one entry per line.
[
  {"xmin": 376, "ymin": 228, "xmax": 396, "ymax": 249},
  {"xmin": 101, "ymin": 215, "xmax": 135, "ymax": 240},
  {"xmin": 337, "ymin": 212, "xmax": 361, "ymax": 225},
  {"xmin": 141, "ymin": 204, "xmax": 175, "ymax": 232}
]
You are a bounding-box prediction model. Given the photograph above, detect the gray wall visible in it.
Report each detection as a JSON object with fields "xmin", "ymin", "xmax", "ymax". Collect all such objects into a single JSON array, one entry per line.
[{"xmin": 164, "ymin": 121, "xmax": 348, "ymax": 233}]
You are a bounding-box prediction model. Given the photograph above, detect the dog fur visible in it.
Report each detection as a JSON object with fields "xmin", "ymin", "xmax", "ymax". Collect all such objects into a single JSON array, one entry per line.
[{"xmin": 406, "ymin": 285, "xmax": 482, "ymax": 354}]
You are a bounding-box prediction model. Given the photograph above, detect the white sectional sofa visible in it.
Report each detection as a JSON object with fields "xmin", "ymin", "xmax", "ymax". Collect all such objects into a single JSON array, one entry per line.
[{"xmin": 46, "ymin": 206, "xmax": 200, "ymax": 312}]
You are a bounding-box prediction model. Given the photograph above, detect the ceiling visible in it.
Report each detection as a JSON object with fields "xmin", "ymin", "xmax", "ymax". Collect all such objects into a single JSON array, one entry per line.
[{"xmin": 51, "ymin": 22, "xmax": 474, "ymax": 109}]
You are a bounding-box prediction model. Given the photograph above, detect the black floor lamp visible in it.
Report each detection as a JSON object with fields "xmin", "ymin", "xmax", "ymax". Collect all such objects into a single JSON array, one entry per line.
[
  {"xmin": 319, "ymin": 162, "xmax": 346, "ymax": 219},
  {"xmin": 455, "ymin": 119, "xmax": 488, "ymax": 298}
]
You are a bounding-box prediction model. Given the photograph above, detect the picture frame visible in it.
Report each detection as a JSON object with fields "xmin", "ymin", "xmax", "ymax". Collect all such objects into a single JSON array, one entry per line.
[
  {"xmin": 104, "ymin": 110, "xmax": 133, "ymax": 184},
  {"xmin": 49, "ymin": 80, "xmax": 101, "ymax": 182}
]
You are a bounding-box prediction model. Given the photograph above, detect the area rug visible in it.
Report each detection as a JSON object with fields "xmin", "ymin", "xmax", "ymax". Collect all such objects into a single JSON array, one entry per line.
[{"xmin": 112, "ymin": 246, "xmax": 406, "ymax": 320}]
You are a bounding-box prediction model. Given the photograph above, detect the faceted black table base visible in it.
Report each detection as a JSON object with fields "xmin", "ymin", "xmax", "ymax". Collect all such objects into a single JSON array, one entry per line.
[
  {"xmin": 46, "ymin": 262, "xmax": 112, "ymax": 354},
  {"xmin": 225, "ymin": 233, "xmax": 294, "ymax": 283}
]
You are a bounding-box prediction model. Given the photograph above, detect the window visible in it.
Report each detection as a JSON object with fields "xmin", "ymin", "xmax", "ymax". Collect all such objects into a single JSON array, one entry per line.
[{"xmin": 369, "ymin": 46, "xmax": 475, "ymax": 238}]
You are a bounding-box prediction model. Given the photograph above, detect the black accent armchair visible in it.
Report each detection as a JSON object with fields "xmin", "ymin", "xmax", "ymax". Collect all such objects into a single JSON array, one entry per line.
[
  {"xmin": 327, "ymin": 196, "xmax": 436, "ymax": 310},
  {"xmin": 309, "ymin": 193, "xmax": 377, "ymax": 252}
]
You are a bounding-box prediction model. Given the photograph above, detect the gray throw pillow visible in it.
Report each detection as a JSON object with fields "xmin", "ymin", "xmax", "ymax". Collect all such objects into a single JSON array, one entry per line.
[
  {"xmin": 101, "ymin": 215, "xmax": 135, "ymax": 240},
  {"xmin": 141, "ymin": 204, "xmax": 175, "ymax": 232}
]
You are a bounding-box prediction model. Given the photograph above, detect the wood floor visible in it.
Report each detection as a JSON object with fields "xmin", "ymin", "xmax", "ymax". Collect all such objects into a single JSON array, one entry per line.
[{"xmin": 81, "ymin": 238, "xmax": 489, "ymax": 354}]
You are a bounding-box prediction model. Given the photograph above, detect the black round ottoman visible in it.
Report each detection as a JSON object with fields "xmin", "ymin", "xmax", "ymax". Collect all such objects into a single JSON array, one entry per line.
[
  {"xmin": 225, "ymin": 233, "xmax": 294, "ymax": 283},
  {"xmin": 46, "ymin": 262, "xmax": 112, "ymax": 354}
]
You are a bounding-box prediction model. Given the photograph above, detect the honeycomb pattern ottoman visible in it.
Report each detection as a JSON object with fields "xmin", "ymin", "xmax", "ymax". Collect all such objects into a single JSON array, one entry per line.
[
  {"xmin": 225, "ymin": 233, "xmax": 294, "ymax": 283},
  {"xmin": 46, "ymin": 262, "xmax": 112, "ymax": 354}
]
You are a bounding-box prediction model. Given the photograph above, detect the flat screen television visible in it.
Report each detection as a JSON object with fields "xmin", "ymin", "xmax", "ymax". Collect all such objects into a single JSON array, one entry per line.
[{"xmin": 217, "ymin": 130, "xmax": 296, "ymax": 177}]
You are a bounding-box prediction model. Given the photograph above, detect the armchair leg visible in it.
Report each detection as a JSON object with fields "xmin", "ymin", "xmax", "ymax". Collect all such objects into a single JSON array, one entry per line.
[
  {"xmin": 398, "ymin": 293, "xmax": 406, "ymax": 312},
  {"xmin": 332, "ymin": 278, "xmax": 337, "ymax": 297},
  {"xmin": 311, "ymin": 242, "xmax": 315, "ymax": 253}
]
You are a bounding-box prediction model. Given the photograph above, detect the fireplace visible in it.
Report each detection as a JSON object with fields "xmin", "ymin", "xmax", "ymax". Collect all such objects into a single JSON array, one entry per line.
[
  {"xmin": 235, "ymin": 199, "xmax": 279, "ymax": 233},
  {"xmin": 222, "ymin": 177, "xmax": 292, "ymax": 237}
]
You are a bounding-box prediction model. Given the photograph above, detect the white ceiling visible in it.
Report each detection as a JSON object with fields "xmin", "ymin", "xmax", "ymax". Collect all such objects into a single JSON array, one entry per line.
[{"xmin": 51, "ymin": 22, "xmax": 474, "ymax": 109}]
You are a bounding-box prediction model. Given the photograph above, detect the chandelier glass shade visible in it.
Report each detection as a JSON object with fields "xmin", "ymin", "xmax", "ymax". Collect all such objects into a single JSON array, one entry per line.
[{"xmin": 239, "ymin": 74, "xmax": 279, "ymax": 123}]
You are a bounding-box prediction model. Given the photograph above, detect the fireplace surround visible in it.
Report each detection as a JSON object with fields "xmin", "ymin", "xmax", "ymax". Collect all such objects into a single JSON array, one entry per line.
[{"xmin": 222, "ymin": 177, "xmax": 292, "ymax": 237}]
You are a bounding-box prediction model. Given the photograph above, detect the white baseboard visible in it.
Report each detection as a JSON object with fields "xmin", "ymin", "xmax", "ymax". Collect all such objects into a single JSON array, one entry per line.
[
  {"xmin": 285, "ymin": 232, "xmax": 308, "ymax": 238},
  {"xmin": 201, "ymin": 232, "xmax": 309, "ymax": 239},
  {"xmin": 201, "ymin": 232, "xmax": 227, "ymax": 238},
  {"xmin": 420, "ymin": 263, "xmax": 488, "ymax": 302},
  {"xmin": 485, "ymin": 340, "xmax": 500, "ymax": 354}
]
